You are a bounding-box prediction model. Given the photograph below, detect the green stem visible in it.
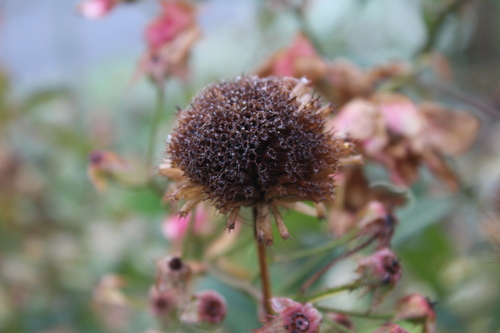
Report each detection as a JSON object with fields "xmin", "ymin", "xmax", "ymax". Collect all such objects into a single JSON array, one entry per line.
[
  {"xmin": 182, "ymin": 206, "xmax": 197, "ymax": 258},
  {"xmin": 302, "ymin": 281, "xmax": 360, "ymax": 303},
  {"xmin": 274, "ymin": 230, "xmax": 356, "ymax": 262},
  {"xmin": 299, "ymin": 235, "xmax": 376, "ymax": 294},
  {"xmin": 315, "ymin": 305, "xmax": 393, "ymax": 321},
  {"xmin": 146, "ymin": 85, "xmax": 166, "ymax": 175}
]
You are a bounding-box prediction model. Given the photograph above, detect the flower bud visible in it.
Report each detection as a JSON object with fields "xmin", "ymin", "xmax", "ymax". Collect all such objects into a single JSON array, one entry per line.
[
  {"xmin": 254, "ymin": 298, "xmax": 322, "ymax": 333},
  {"xmin": 356, "ymin": 248, "xmax": 402, "ymax": 286}
]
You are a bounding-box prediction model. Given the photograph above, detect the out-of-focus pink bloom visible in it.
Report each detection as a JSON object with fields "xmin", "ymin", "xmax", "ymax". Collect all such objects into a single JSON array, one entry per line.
[
  {"xmin": 253, "ymin": 298, "xmax": 322, "ymax": 333},
  {"xmin": 255, "ymin": 33, "xmax": 328, "ymax": 83},
  {"xmin": 162, "ymin": 204, "xmax": 211, "ymax": 241},
  {"xmin": 77, "ymin": 0, "xmax": 119, "ymax": 19},
  {"xmin": 145, "ymin": 0, "xmax": 195, "ymax": 51},
  {"xmin": 393, "ymin": 294, "xmax": 436, "ymax": 333},
  {"xmin": 372, "ymin": 323, "xmax": 409, "ymax": 333},
  {"xmin": 136, "ymin": 0, "xmax": 201, "ymax": 85},
  {"xmin": 356, "ymin": 248, "xmax": 402, "ymax": 287}
]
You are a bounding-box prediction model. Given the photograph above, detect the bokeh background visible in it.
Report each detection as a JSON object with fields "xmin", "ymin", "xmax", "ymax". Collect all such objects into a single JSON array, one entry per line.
[{"xmin": 1, "ymin": 0, "xmax": 500, "ymax": 332}]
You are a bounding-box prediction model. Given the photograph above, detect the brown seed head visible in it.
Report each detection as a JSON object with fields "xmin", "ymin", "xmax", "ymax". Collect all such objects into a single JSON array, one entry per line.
[{"xmin": 168, "ymin": 76, "xmax": 342, "ymax": 214}]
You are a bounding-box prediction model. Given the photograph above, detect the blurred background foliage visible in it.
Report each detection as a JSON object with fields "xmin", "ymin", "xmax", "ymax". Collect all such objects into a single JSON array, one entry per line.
[{"xmin": 1, "ymin": 0, "xmax": 500, "ymax": 332}]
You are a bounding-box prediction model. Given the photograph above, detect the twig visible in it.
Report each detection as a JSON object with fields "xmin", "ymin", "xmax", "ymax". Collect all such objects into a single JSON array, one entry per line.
[
  {"xmin": 315, "ymin": 305, "xmax": 393, "ymax": 321},
  {"xmin": 273, "ymin": 230, "xmax": 356, "ymax": 262}
]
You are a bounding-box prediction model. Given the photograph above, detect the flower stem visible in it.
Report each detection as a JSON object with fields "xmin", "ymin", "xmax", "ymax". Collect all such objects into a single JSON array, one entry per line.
[
  {"xmin": 253, "ymin": 206, "xmax": 274, "ymax": 320},
  {"xmin": 301, "ymin": 281, "xmax": 360, "ymax": 303},
  {"xmin": 146, "ymin": 84, "xmax": 166, "ymax": 176},
  {"xmin": 299, "ymin": 235, "xmax": 376, "ymax": 294},
  {"xmin": 273, "ymin": 230, "xmax": 357, "ymax": 262}
]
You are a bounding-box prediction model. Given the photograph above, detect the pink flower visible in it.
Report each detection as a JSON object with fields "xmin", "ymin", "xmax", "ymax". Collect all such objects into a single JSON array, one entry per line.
[
  {"xmin": 253, "ymin": 298, "xmax": 322, "ymax": 333},
  {"xmin": 77, "ymin": 0, "xmax": 119, "ymax": 19}
]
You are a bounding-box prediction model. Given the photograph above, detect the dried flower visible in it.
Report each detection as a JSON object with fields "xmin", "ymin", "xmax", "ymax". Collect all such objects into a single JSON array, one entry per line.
[
  {"xmin": 254, "ymin": 298, "xmax": 322, "ymax": 333},
  {"xmin": 164, "ymin": 76, "xmax": 352, "ymax": 245},
  {"xmin": 255, "ymin": 33, "xmax": 328, "ymax": 83},
  {"xmin": 393, "ymin": 294, "xmax": 436, "ymax": 333},
  {"xmin": 331, "ymin": 93, "xmax": 479, "ymax": 189},
  {"xmin": 372, "ymin": 323, "xmax": 409, "ymax": 333}
]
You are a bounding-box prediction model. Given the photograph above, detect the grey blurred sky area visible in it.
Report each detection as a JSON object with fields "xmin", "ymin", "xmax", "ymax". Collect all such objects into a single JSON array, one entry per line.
[{"xmin": 0, "ymin": 0, "xmax": 148, "ymax": 92}]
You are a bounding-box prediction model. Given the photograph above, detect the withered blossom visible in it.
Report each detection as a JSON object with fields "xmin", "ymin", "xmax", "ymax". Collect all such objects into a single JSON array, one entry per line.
[
  {"xmin": 255, "ymin": 33, "xmax": 411, "ymax": 106},
  {"xmin": 163, "ymin": 76, "xmax": 355, "ymax": 245},
  {"xmin": 331, "ymin": 93, "xmax": 479, "ymax": 189},
  {"xmin": 253, "ymin": 298, "xmax": 322, "ymax": 333}
]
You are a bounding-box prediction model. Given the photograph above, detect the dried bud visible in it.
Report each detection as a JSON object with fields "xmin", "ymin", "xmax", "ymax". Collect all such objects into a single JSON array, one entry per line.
[
  {"xmin": 356, "ymin": 248, "xmax": 402, "ymax": 286},
  {"xmin": 155, "ymin": 256, "xmax": 192, "ymax": 294},
  {"xmin": 372, "ymin": 323, "xmax": 409, "ymax": 333},
  {"xmin": 254, "ymin": 298, "xmax": 322, "ymax": 333},
  {"xmin": 166, "ymin": 76, "xmax": 346, "ymax": 243},
  {"xmin": 149, "ymin": 285, "xmax": 177, "ymax": 318},
  {"xmin": 196, "ymin": 290, "xmax": 227, "ymax": 325},
  {"xmin": 393, "ymin": 294, "xmax": 436, "ymax": 333}
]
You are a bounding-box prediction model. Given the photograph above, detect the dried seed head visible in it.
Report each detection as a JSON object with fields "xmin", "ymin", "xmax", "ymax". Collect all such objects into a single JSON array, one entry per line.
[{"xmin": 168, "ymin": 76, "xmax": 343, "ymax": 236}]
